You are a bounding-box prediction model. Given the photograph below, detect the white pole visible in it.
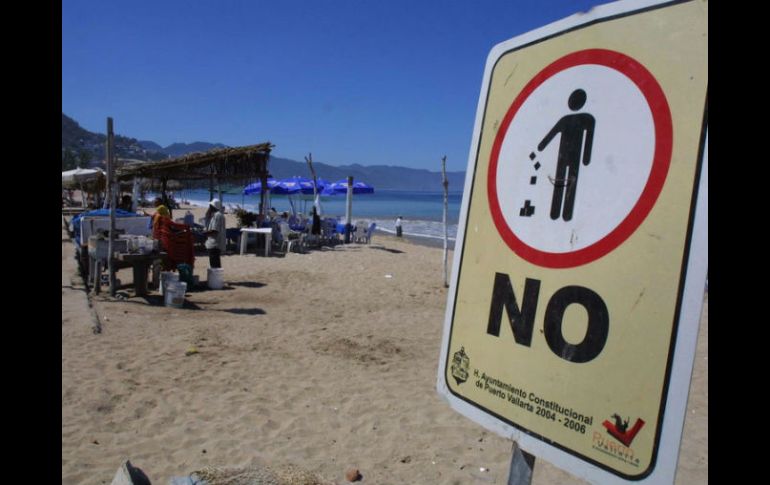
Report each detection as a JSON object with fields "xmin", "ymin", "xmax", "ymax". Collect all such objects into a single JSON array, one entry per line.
[
  {"xmin": 441, "ymin": 156, "xmax": 449, "ymax": 288},
  {"xmin": 344, "ymin": 176, "xmax": 353, "ymax": 243}
]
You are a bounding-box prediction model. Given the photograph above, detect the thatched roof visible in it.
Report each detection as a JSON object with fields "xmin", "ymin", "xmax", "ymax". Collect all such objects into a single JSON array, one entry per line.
[
  {"xmin": 118, "ymin": 178, "xmax": 184, "ymax": 192},
  {"xmin": 116, "ymin": 142, "xmax": 273, "ymax": 185}
]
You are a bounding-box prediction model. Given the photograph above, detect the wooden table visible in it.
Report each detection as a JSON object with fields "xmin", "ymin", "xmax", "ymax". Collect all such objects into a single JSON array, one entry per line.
[
  {"xmin": 239, "ymin": 227, "xmax": 273, "ymax": 257},
  {"xmin": 91, "ymin": 252, "xmax": 164, "ymax": 296},
  {"xmin": 116, "ymin": 252, "xmax": 163, "ymax": 296}
]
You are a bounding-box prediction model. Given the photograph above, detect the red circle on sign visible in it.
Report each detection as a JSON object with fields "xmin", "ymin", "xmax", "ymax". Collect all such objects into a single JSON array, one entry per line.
[{"xmin": 487, "ymin": 49, "xmax": 672, "ymax": 268}]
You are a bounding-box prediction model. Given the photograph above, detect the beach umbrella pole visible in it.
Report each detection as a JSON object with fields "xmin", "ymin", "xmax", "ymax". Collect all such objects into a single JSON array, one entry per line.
[{"xmin": 344, "ymin": 176, "xmax": 353, "ymax": 243}]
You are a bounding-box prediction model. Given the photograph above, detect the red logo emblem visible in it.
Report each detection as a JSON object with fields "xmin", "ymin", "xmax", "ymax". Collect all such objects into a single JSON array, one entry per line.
[{"xmin": 602, "ymin": 414, "xmax": 646, "ymax": 447}]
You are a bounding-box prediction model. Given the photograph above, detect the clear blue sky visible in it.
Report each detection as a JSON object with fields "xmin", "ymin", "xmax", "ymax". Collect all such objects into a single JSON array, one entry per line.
[{"xmin": 63, "ymin": 0, "xmax": 600, "ymax": 172}]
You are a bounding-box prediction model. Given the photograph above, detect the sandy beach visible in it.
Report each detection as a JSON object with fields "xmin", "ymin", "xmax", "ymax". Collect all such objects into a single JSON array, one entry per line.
[{"xmin": 62, "ymin": 206, "xmax": 707, "ymax": 484}]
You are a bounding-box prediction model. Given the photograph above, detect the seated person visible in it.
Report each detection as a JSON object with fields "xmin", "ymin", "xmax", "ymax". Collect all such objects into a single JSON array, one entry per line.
[
  {"xmin": 118, "ymin": 195, "xmax": 133, "ymax": 212},
  {"xmin": 183, "ymin": 210, "xmax": 196, "ymax": 227}
]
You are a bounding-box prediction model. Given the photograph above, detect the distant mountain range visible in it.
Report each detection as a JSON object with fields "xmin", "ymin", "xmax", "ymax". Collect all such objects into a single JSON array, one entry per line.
[
  {"xmin": 61, "ymin": 112, "xmax": 466, "ymax": 192},
  {"xmin": 137, "ymin": 140, "xmax": 229, "ymax": 157},
  {"xmin": 62, "ymin": 113, "xmax": 226, "ymax": 164},
  {"xmin": 263, "ymin": 156, "xmax": 466, "ymax": 192}
]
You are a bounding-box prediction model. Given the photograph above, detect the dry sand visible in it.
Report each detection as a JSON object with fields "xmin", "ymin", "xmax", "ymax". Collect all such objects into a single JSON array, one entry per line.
[{"xmin": 62, "ymin": 206, "xmax": 707, "ymax": 484}]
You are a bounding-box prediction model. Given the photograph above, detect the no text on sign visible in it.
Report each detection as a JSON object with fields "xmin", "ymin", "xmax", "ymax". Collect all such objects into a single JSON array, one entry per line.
[{"xmin": 437, "ymin": 0, "xmax": 707, "ymax": 484}]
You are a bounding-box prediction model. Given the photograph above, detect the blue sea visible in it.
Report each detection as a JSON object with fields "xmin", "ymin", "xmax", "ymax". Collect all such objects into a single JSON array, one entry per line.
[{"xmin": 160, "ymin": 188, "xmax": 463, "ymax": 243}]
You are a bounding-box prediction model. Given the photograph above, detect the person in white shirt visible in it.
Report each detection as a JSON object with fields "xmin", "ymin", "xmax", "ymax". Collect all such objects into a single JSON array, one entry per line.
[
  {"xmin": 204, "ymin": 199, "xmax": 226, "ymax": 268},
  {"xmin": 395, "ymin": 216, "xmax": 403, "ymax": 237}
]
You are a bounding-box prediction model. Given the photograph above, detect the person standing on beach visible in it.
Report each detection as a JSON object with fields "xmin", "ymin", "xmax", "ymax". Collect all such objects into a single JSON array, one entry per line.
[
  {"xmin": 311, "ymin": 206, "xmax": 321, "ymax": 236},
  {"xmin": 204, "ymin": 198, "xmax": 226, "ymax": 268},
  {"xmin": 151, "ymin": 197, "xmax": 171, "ymax": 240},
  {"xmin": 395, "ymin": 216, "xmax": 403, "ymax": 237}
]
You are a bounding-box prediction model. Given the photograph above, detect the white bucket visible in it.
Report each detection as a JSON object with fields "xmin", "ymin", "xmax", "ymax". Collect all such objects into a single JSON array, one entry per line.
[
  {"xmin": 207, "ymin": 268, "xmax": 224, "ymax": 290},
  {"xmin": 160, "ymin": 272, "xmax": 179, "ymax": 296},
  {"xmin": 164, "ymin": 281, "xmax": 187, "ymax": 308}
]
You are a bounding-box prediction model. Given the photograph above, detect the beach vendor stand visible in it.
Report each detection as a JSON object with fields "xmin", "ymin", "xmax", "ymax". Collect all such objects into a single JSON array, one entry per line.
[
  {"xmin": 73, "ymin": 209, "xmax": 164, "ymax": 296},
  {"xmin": 114, "ymin": 142, "xmax": 273, "ymax": 293}
]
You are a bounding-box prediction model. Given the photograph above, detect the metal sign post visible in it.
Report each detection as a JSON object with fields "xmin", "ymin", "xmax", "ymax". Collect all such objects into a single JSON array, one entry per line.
[{"xmin": 507, "ymin": 442, "xmax": 536, "ymax": 485}]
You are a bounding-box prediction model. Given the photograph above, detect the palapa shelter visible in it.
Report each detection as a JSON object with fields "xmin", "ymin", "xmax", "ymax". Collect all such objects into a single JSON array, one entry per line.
[
  {"xmin": 116, "ymin": 142, "xmax": 274, "ymax": 214},
  {"xmin": 62, "ymin": 167, "xmax": 107, "ymax": 207},
  {"xmin": 62, "ymin": 167, "xmax": 106, "ymax": 191}
]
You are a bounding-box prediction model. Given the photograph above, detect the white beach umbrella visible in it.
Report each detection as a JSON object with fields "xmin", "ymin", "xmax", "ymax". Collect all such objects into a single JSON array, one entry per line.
[
  {"xmin": 61, "ymin": 167, "xmax": 105, "ymax": 188},
  {"xmin": 62, "ymin": 167, "xmax": 106, "ymax": 207}
]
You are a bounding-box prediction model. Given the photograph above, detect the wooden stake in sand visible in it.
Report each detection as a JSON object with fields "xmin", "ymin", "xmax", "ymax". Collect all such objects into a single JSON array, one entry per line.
[
  {"xmin": 305, "ymin": 152, "xmax": 322, "ymax": 216},
  {"xmin": 441, "ymin": 155, "xmax": 449, "ymax": 288}
]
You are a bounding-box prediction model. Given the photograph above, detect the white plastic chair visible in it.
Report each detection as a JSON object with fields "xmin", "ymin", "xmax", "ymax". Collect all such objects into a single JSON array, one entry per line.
[
  {"xmin": 360, "ymin": 222, "xmax": 376, "ymax": 244},
  {"xmin": 279, "ymin": 222, "xmax": 305, "ymax": 253}
]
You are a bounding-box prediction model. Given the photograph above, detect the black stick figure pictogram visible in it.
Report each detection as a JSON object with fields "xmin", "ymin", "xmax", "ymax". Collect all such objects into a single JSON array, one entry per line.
[{"xmin": 537, "ymin": 89, "xmax": 596, "ymax": 221}]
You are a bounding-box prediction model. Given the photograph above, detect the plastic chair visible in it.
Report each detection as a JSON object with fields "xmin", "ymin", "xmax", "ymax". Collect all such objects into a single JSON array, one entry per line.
[
  {"xmin": 278, "ymin": 222, "xmax": 305, "ymax": 254},
  {"xmin": 360, "ymin": 222, "xmax": 376, "ymax": 244}
]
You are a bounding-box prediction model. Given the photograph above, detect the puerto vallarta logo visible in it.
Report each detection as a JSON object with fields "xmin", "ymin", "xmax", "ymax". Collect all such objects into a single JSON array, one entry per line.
[
  {"xmin": 450, "ymin": 346, "xmax": 470, "ymax": 385},
  {"xmin": 602, "ymin": 413, "xmax": 646, "ymax": 447}
]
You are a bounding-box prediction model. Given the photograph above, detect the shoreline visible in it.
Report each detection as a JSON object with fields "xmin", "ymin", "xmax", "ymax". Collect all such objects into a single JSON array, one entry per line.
[
  {"xmin": 382, "ymin": 231, "xmax": 456, "ymax": 250},
  {"xmin": 170, "ymin": 203, "xmax": 456, "ymax": 250}
]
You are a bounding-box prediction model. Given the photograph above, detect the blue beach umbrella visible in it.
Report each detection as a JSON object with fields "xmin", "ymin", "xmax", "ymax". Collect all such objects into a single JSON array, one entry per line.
[
  {"xmin": 243, "ymin": 178, "xmax": 279, "ymax": 195},
  {"xmin": 321, "ymin": 179, "xmax": 375, "ymax": 195},
  {"xmin": 273, "ymin": 176, "xmax": 323, "ymax": 215},
  {"xmin": 320, "ymin": 179, "xmax": 374, "ymax": 242},
  {"xmin": 276, "ymin": 176, "xmax": 327, "ymax": 194}
]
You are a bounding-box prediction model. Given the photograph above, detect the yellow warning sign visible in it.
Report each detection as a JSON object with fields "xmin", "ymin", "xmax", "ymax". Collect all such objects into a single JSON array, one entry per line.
[{"xmin": 439, "ymin": 0, "xmax": 707, "ymax": 481}]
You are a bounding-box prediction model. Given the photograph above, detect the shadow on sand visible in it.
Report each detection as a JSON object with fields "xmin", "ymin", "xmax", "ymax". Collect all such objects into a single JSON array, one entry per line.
[
  {"xmin": 228, "ymin": 281, "xmax": 267, "ymax": 289},
  {"xmin": 220, "ymin": 308, "xmax": 266, "ymax": 316},
  {"xmin": 369, "ymin": 245, "xmax": 405, "ymax": 254}
]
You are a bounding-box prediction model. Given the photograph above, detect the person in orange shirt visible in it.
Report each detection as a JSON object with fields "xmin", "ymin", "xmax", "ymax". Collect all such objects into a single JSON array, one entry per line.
[{"xmin": 151, "ymin": 197, "xmax": 171, "ymax": 240}]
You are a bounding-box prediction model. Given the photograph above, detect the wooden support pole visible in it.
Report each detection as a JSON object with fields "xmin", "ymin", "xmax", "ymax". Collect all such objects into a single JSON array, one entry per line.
[
  {"xmin": 131, "ymin": 177, "xmax": 140, "ymax": 212},
  {"xmin": 209, "ymin": 165, "xmax": 215, "ymax": 202},
  {"xmin": 79, "ymin": 181, "xmax": 86, "ymax": 208},
  {"xmin": 106, "ymin": 117, "xmax": 117, "ymax": 297}
]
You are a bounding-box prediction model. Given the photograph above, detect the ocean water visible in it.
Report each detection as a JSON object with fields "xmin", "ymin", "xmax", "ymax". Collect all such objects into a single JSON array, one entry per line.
[{"xmin": 160, "ymin": 188, "xmax": 463, "ymax": 242}]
